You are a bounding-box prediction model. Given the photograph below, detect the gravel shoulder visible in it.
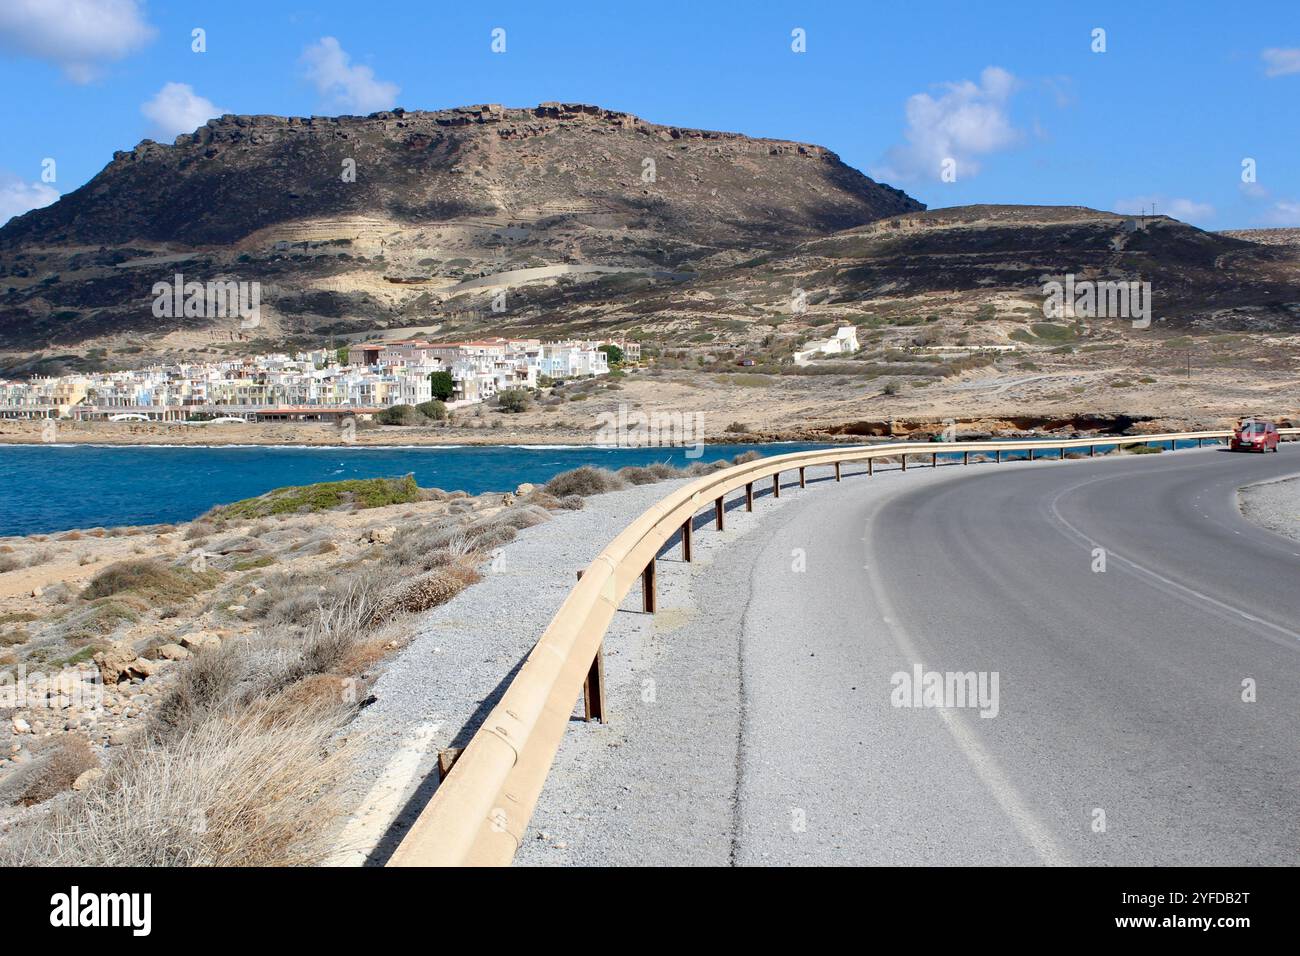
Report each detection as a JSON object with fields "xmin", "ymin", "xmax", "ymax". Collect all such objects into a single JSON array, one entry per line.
[
  {"xmin": 330, "ymin": 476, "xmax": 699, "ymax": 864},
  {"xmin": 513, "ymin": 460, "xmax": 976, "ymax": 866},
  {"xmin": 1238, "ymin": 473, "xmax": 1300, "ymax": 544}
]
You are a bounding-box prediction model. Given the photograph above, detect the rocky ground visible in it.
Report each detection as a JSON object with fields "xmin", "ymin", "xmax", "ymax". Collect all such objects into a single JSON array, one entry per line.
[
  {"xmin": 0, "ymin": 474, "xmax": 578, "ymax": 835},
  {"xmin": 0, "ymin": 456, "xmax": 747, "ymax": 863},
  {"xmin": 1238, "ymin": 474, "xmax": 1300, "ymax": 544}
]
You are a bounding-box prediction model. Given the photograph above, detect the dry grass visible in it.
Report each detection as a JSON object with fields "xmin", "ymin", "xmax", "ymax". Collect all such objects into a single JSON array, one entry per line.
[
  {"xmin": 369, "ymin": 563, "xmax": 481, "ymax": 627},
  {"xmin": 543, "ymin": 465, "xmax": 628, "ymax": 497},
  {"xmin": 0, "ymin": 485, "xmax": 571, "ymax": 865},
  {"xmin": 15, "ymin": 736, "xmax": 98, "ymax": 807},
  {"xmin": 0, "ymin": 702, "xmax": 355, "ymax": 866},
  {"xmin": 81, "ymin": 558, "xmax": 220, "ymax": 603}
]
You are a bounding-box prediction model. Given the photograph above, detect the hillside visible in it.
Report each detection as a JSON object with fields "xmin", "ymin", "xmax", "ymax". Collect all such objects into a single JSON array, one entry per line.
[
  {"xmin": 1, "ymin": 106, "xmax": 1299, "ymax": 380},
  {"xmin": 0, "ymin": 103, "xmax": 920, "ymax": 355}
]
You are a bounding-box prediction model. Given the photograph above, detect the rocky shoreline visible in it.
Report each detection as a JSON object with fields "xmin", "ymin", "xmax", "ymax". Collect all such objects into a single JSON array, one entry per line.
[{"xmin": 0, "ymin": 412, "xmax": 1250, "ymax": 449}]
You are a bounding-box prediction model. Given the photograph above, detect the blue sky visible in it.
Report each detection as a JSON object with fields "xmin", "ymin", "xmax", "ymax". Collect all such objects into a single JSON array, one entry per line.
[{"xmin": 1, "ymin": 0, "xmax": 1297, "ymax": 229}]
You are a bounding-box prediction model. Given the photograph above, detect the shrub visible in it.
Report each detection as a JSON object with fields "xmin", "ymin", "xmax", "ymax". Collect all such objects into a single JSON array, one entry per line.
[
  {"xmin": 16, "ymin": 736, "xmax": 98, "ymax": 806},
  {"xmin": 81, "ymin": 559, "xmax": 219, "ymax": 603},
  {"xmin": 212, "ymin": 476, "xmax": 421, "ymax": 519},
  {"xmin": 497, "ymin": 389, "xmax": 530, "ymax": 413},
  {"xmin": 543, "ymin": 466, "xmax": 627, "ymax": 498},
  {"xmin": 1031, "ymin": 323, "xmax": 1077, "ymax": 342},
  {"xmin": 618, "ymin": 466, "xmax": 661, "ymax": 485},
  {"xmin": 724, "ymin": 422, "xmax": 751, "ymax": 433},
  {"xmin": 369, "ymin": 564, "xmax": 481, "ymax": 627},
  {"xmin": 377, "ymin": 404, "xmax": 423, "ymax": 426},
  {"xmin": 416, "ymin": 399, "xmax": 447, "ymax": 421}
]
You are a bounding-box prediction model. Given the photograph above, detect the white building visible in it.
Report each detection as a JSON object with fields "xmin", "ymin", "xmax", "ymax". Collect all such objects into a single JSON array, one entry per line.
[{"xmin": 793, "ymin": 325, "xmax": 859, "ymax": 365}]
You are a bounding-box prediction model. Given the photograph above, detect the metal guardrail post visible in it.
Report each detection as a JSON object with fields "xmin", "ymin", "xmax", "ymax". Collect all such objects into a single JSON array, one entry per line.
[
  {"xmin": 773, "ymin": 473, "xmax": 780, "ymax": 498},
  {"xmin": 642, "ymin": 560, "xmax": 656, "ymax": 613},
  {"xmin": 834, "ymin": 462, "xmax": 841, "ymax": 481},
  {"xmin": 963, "ymin": 451, "xmax": 969, "ymax": 465},
  {"xmin": 714, "ymin": 496, "xmax": 724, "ymax": 530},
  {"xmin": 868, "ymin": 457, "xmax": 873, "ymax": 476},
  {"xmin": 931, "ymin": 452, "xmax": 938, "ymax": 467},
  {"xmin": 583, "ymin": 643, "xmax": 607, "ymax": 723},
  {"xmin": 745, "ymin": 481, "xmax": 754, "ymax": 511},
  {"xmin": 682, "ymin": 517, "xmax": 693, "ymax": 562},
  {"xmin": 996, "ymin": 449, "xmax": 1002, "ymax": 463},
  {"xmin": 799, "ymin": 466, "xmax": 806, "ymax": 488}
]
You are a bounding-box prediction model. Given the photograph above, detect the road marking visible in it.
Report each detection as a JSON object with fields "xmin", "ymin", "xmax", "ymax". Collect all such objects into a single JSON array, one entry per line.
[
  {"xmin": 327, "ymin": 721, "xmax": 442, "ymax": 866},
  {"xmin": 861, "ymin": 508, "xmax": 1073, "ymax": 866},
  {"xmin": 1044, "ymin": 477, "xmax": 1299, "ymax": 643}
]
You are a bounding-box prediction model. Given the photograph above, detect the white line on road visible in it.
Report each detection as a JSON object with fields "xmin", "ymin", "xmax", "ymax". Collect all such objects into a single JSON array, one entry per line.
[{"xmin": 861, "ymin": 506, "xmax": 1074, "ymax": 867}]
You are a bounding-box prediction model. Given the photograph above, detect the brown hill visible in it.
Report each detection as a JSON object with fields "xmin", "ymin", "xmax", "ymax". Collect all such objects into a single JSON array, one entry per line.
[{"xmin": 0, "ymin": 102, "xmax": 920, "ymax": 354}]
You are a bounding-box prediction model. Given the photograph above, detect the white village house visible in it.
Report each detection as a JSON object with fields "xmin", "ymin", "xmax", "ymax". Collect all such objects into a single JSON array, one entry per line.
[{"xmin": 793, "ymin": 325, "xmax": 859, "ymax": 365}]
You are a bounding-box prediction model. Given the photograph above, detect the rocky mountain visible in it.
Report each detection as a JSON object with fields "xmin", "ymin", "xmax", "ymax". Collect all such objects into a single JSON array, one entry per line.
[
  {"xmin": 0, "ymin": 103, "xmax": 920, "ymax": 354},
  {"xmin": 606, "ymin": 205, "xmax": 1300, "ymax": 333},
  {"xmin": 1, "ymin": 103, "xmax": 1298, "ymax": 373}
]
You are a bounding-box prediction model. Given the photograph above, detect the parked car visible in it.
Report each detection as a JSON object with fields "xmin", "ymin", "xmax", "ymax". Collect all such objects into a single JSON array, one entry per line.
[{"xmin": 1231, "ymin": 418, "xmax": 1280, "ymax": 452}]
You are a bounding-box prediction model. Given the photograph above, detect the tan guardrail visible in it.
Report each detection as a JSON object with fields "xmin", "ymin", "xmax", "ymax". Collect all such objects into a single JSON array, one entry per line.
[{"xmin": 387, "ymin": 426, "xmax": 1298, "ymax": 866}]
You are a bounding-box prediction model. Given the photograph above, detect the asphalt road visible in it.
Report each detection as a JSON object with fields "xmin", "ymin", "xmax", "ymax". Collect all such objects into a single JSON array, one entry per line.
[{"xmin": 520, "ymin": 444, "xmax": 1300, "ymax": 866}]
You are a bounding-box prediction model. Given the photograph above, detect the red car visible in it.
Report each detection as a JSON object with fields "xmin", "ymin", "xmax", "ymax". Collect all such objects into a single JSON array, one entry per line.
[{"xmin": 1231, "ymin": 418, "xmax": 1280, "ymax": 452}]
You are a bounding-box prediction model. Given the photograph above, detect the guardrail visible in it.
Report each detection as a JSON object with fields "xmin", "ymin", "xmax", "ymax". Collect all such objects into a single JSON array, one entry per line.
[{"xmin": 387, "ymin": 426, "xmax": 1298, "ymax": 866}]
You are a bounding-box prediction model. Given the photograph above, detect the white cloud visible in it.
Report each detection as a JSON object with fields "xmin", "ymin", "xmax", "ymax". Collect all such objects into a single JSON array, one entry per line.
[
  {"xmin": 1261, "ymin": 47, "xmax": 1300, "ymax": 77},
  {"xmin": 1261, "ymin": 200, "xmax": 1300, "ymax": 225},
  {"xmin": 1114, "ymin": 196, "xmax": 1215, "ymax": 224},
  {"xmin": 141, "ymin": 82, "xmax": 227, "ymax": 140},
  {"xmin": 0, "ymin": 173, "xmax": 59, "ymax": 227},
  {"xmin": 872, "ymin": 66, "xmax": 1023, "ymax": 183},
  {"xmin": 300, "ymin": 37, "xmax": 399, "ymax": 114},
  {"xmin": 0, "ymin": 0, "xmax": 154, "ymax": 83}
]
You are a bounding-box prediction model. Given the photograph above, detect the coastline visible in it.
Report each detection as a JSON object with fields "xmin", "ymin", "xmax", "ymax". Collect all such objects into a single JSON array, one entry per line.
[{"xmin": 0, "ymin": 414, "xmax": 1237, "ymax": 449}]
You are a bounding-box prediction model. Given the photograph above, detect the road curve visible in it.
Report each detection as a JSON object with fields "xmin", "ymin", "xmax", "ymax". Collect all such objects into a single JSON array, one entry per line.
[{"xmin": 518, "ymin": 445, "xmax": 1300, "ymax": 866}]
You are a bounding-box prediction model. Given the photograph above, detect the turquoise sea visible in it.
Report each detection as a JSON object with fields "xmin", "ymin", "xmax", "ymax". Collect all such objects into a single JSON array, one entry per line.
[{"xmin": 0, "ymin": 441, "xmax": 836, "ymax": 536}]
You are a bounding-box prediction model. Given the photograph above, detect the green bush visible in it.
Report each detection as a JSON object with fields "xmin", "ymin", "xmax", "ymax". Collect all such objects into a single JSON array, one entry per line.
[
  {"xmin": 416, "ymin": 400, "xmax": 447, "ymax": 421},
  {"xmin": 213, "ymin": 476, "xmax": 421, "ymax": 518},
  {"xmin": 497, "ymin": 389, "xmax": 530, "ymax": 413},
  {"xmin": 377, "ymin": 404, "xmax": 423, "ymax": 426}
]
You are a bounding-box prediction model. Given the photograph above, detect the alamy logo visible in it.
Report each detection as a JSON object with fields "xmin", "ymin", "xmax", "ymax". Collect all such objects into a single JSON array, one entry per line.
[
  {"xmin": 890, "ymin": 664, "xmax": 1000, "ymax": 718},
  {"xmin": 151, "ymin": 273, "xmax": 261, "ymax": 329},
  {"xmin": 50, "ymin": 887, "xmax": 151, "ymax": 936},
  {"xmin": 1042, "ymin": 274, "xmax": 1151, "ymax": 329},
  {"xmin": 595, "ymin": 405, "xmax": 705, "ymax": 458}
]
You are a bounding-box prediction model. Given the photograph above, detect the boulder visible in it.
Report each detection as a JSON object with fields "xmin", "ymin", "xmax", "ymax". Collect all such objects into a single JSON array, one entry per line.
[
  {"xmin": 11, "ymin": 717, "xmax": 30, "ymax": 734},
  {"xmin": 179, "ymin": 631, "xmax": 222, "ymax": 652},
  {"xmin": 72, "ymin": 767, "xmax": 105, "ymax": 791},
  {"xmin": 364, "ymin": 525, "xmax": 397, "ymax": 545},
  {"xmin": 157, "ymin": 643, "xmax": 191, "ymax": 661},
  {"xmin": 515, "ymin": 483, "xmax": 536, "ymax": 496},
  {"xmin": 131, "ymin": 657, "xmax": 168, "ymax": 679},
  {"xmin": 93, "ymin": 644, "xmax": 139, "ymax": 685}
]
